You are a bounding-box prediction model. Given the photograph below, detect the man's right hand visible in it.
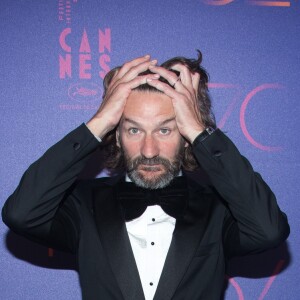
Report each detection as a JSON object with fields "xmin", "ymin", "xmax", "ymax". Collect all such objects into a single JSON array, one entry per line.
[{"xmin": 86, "ymin": 55, "xmax": 159, "ymax": 139}]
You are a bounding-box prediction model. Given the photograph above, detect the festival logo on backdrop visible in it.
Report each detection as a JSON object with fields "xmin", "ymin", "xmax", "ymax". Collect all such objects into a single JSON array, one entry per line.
[{"xmin": 57, "ymin": 0, "xmax": 111, "ymax": 110}]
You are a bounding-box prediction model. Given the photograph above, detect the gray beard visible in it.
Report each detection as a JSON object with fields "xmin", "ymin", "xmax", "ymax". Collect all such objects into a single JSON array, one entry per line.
[{"xmin": 125, "ymin": 155, "xmax": 182, "ymax": 190}]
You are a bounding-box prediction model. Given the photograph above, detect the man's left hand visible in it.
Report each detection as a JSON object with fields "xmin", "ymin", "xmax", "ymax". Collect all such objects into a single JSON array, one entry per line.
[{"xmin": 147, "ymin": 64, "xmax": 205, "ymax": 143}]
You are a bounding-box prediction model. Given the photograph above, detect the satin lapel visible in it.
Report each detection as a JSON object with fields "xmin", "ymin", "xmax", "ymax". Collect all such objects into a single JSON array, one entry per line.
[
  {"xmin": 93, "ymin": 179, "xmax": 145, "ymax": 300},
  {"xmin": 154, "ymin": 174, "xmax": 215, "ymax": 300}
]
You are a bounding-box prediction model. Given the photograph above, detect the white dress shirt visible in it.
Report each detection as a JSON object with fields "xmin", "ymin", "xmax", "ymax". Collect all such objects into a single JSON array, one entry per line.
[
  {"xmin": 124, "ymin": 173, "xmax": 179, "ymax": 300},
  {"xmin": 126, "ymin": 205, "xmax": 176, "ymax": 300}
]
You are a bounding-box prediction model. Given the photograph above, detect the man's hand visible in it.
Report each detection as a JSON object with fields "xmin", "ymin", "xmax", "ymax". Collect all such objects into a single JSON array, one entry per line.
[
  {"xmin": 147, "ymin": 64, "xmax": 205, "ymax": 143},
  {"xmin": 86, "ymin": 55, "xmax": 159, "ymax": 139}
]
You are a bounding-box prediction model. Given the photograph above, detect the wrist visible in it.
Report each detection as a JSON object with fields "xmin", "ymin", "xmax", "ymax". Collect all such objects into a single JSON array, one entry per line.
[
  {"xmin": 184, "ymin": 125, "xmax": 206, "ymax": 143},
  {"xmin": 192, "ymin": 127, "xmax": 215, "ymax": 145},
  {"xmin": 86, "ymin": 117, "xmax": 112, "ymax": 139}
]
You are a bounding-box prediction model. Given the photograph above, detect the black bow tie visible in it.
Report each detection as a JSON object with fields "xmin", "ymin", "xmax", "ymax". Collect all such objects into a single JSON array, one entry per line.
[{"xmin": 117, "ymin": 177, "xmax": 188, "ymax": 221}]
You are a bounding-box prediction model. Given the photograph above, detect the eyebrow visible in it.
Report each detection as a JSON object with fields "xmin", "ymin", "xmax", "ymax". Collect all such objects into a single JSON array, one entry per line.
[{"xmin": 122, "ymin": 117, "xmax": 176, "ymax": 127}]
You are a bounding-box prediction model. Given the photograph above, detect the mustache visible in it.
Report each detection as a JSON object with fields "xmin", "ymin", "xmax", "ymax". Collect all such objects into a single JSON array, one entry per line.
[{"xmin": 127, "ymin": 156, "xmax": 172, "ymax": 172}]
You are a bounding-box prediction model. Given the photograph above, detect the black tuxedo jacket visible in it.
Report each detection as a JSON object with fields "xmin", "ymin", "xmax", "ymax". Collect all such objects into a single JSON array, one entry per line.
[{"xmin": 2, "ymin": 124, "xmax": 289, "ymax": 300}]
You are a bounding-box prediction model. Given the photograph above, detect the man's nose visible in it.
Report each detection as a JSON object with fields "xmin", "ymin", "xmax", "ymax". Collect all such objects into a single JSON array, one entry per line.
[{"xmin": 141, "ymin": 135, "xmax": 159, "ymax": 158}]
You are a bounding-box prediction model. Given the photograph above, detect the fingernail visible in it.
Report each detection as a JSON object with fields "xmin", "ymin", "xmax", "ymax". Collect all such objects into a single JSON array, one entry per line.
[
  {"xmin": 144, "ymin": 55, "xmax": 150, "ymax": 59},
  {"xmin": 153, "ymin": 74, "xmax": 160, "ymax": 78},
  {"xmin": 150, "ymin": 60, "xmax": 157, "ymax": 65}
]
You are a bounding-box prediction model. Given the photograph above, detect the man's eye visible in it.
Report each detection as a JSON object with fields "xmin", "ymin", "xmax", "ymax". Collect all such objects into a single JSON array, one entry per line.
[
  {"xmin": 128, "ymin": 128, "xmax": 139, "ymax": 134},
  {"xmin": 160, "ymin": 128, "xmax": 170, "ymax": 135}
]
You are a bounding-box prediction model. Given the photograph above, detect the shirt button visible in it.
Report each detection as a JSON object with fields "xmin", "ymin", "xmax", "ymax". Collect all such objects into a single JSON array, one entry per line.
[
  {"xmin": 150, "ymin": 282, "xmax": 153, "ymax": 286},
  {"xmin": 152, "ymin": 218, "xmax": 155, "ymax": 222},
  {"xmin": 151, "ymin": 242, "xmax": 155, "ymax": 246}
]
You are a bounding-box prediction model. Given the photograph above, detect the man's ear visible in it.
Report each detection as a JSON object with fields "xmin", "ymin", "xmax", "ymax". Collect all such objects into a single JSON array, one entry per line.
[{"xmin": 116, "ymin": 129, "xmax": 120, "ymax": 147}]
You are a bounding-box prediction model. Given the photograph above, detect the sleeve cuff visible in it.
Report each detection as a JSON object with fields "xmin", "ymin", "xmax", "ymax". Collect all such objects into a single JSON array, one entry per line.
[
  {"xmin": 84, "ymin": 123, "xmax": 102, "ymax": 143},
  {"xmin": 193, "ymin": 127, "xmax": 216, "ymax": 147}
]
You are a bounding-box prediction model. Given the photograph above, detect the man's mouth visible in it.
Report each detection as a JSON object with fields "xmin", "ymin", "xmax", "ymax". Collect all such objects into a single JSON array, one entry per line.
[{"xmin": 139, "ymin": 164, "xmax": 163, "ymax": 172}]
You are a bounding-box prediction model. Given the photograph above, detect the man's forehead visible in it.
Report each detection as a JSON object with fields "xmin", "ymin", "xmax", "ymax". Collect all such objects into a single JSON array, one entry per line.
[
  {"xmin": 126, "ymin": 89, "xmax": 171, "ymax": 101},
  {"xmin": 121, "ymin": 92, "xmax": 175, "ymax": 129},
  {"xmin": 124, "ymin": 91, "xmax": 174, "ymax": 115}
]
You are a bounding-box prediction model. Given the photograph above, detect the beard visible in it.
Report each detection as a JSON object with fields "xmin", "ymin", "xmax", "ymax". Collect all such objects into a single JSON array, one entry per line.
[{"xmin": 122, "ymin": 146, "xmax": 185, "ymax": 190}]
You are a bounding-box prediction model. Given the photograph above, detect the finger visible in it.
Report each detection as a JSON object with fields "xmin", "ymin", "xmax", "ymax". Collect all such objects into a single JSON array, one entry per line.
[
  {"xmin": 170, "ymin": 64, "xmax": 193, "ymax": 92},
  {"xmin": 120, "ymin": 59, "xmax": 157, "ymax": 83},
  {"xmin": 107, "ymin": 68, "xmax": 121, "ymax": 89},
  {"xmin": 100, "ymin": 74, "xmax": 159, "ymax": 109},
  {"xmin": 115, "ymin": 55, "xmax": 151, "ymax": 80},
  {"xmin": 110, "ymin": 58, "xmax": 157, "ymax": 90},
  {"xmin": 149, "ymin": 66, "xmax": 178, "ymax": 85},
  {"xmin": 146, "ymin": 78, "xmax": 181, "ymax": 99},
  {"xmin": 148, "ymin": 66, "xmax": 189, "ymax": 96},
  {"xmin": 121, "ymin": 74, "xmax": 160, "ymax": 91}
]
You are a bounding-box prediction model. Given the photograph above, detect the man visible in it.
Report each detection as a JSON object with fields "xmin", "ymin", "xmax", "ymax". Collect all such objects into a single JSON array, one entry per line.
[{"xmin": 2, "ymin": 53, "xmax": 290, "ymax": 300}]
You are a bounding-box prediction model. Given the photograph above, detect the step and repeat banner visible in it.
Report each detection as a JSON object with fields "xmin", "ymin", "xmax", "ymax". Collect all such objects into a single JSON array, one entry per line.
[{"xmin": 0, "ymin": 0, "xmax": 299, "ymax": 299}]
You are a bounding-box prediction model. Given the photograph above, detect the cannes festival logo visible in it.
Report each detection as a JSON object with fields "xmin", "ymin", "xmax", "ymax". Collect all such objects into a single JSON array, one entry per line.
[
  {"xmin": 58, "ymin": 26, "xmax": 111, "ymax": 110},
  {"xmin": 68, "ymin": 82, "xmax": 103, "ymax": 102}
]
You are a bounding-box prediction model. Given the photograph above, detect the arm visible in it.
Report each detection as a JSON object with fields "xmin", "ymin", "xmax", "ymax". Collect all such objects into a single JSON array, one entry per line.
[
  {"xmin": 146, "ymin": 63, "xmax": 290, "ymax": 257},
  {"xmin": 192, "ymin": 129, "xmax": 290, "ymax": 257},
  {"xmin": 2, "ymin": 124, "xmax": 99, "ymax": 252},
  {"xmin": 2, "ymin": 55, "xmax": 159, "ymax": 252}
]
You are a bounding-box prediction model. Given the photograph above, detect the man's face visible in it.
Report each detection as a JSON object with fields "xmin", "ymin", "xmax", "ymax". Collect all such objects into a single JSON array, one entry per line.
[{"xmin": 117, "ymin": 90, "xmax": 185, "ymax": 189}]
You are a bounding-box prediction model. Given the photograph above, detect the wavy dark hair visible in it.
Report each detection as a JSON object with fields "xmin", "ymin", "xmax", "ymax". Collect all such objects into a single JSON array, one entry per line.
[{"xmin": 100, "ymin": 51, "xmax": 216, "ymax": 173}]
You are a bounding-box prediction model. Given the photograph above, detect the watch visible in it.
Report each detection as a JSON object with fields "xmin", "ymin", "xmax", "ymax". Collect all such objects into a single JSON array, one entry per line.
[{"xmin": 197, "ymin": 127, "xmax": 215, "ymax": 143}]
